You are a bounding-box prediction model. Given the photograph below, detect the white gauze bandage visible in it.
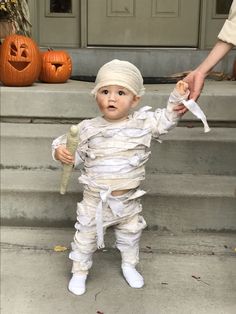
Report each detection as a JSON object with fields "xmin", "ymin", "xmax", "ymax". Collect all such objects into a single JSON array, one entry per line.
[
  {"xmin": 91, "ymin": 59, "xmax": 145, "ymax": 97},
  {"xmin": 168, "ymin": 88, "xmax": 211, "ymax": 133},
  {"xmin": 182, "ymin": 99, "xmax": 211, "ymax": 133}
]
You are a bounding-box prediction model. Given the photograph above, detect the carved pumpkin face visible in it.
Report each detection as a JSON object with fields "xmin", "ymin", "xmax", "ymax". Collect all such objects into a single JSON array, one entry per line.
[
  {"xmin": 0, "ymin": 35, "xmax": 41, "ymax": 86},
  {"xmin": 39, "ymin": 50, "xmax": 72, "ymax": 83}
]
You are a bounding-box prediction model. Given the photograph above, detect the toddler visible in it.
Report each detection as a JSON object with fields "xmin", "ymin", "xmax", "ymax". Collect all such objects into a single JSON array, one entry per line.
[{"xmin": 52, "ymin": 59, "xmax": 190, "ymax": 295}]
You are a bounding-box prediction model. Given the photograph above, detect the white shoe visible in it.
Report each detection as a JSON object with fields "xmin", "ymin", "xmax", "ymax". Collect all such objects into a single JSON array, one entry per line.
[
  {"xmin": 122, "ymin": 264, "xmax": 144, "ymax": 288},
  {"xmin": 68, "ymin": 273, "xmax": 87, "ymax": 295}
]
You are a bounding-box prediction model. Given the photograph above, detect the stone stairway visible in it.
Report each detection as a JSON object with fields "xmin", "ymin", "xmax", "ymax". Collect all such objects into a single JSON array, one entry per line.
[{"xmin": 1, "ymin": 80, "xmax": 236, "ymax": 232}]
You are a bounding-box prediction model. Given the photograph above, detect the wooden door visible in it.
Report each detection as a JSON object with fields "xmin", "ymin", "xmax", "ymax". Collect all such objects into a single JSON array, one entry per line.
[{"xmin": 87, "ymin": 0, "xmax": 201, "ymax": 47}]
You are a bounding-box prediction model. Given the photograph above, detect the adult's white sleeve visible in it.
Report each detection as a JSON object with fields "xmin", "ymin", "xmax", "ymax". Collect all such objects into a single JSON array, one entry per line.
[{"xmin": 218, "ymin": 0, "xmax": 236, "ymax": 46}]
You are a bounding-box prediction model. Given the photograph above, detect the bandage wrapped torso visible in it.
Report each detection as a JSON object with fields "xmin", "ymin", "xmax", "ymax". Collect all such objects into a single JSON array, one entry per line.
[{"xmin": 53, "ymin": 106, "xmax": 179, "ymax": 186}]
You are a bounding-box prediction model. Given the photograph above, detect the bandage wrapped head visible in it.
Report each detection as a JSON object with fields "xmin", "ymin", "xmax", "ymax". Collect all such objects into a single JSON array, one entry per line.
[{"xmin": 91, "ymin": 59, "xmax": 145, "ymax": 97}]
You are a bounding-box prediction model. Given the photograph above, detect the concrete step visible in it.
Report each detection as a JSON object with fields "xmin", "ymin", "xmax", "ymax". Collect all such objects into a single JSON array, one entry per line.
[
  {"xmin": 1, "ymin": 80, "xmax": 236, "ymax": 122},
  {"xmin": 1, "ymin": 169, "xmax": 236, "ymax": 232},
  {"xmin": 1, "ymin": 80, "xmax": 235, "ymax": 234},
  {"xmin": 1, "ymin": 123, "xmax": 236, "ymax": 175},
  {"xmin": 2, "ymin": 226, "xmax": 236, "ymax": 257},
  {"xmin": 68, "ymin": 47, "xmax": 236, "ymax": 78}
]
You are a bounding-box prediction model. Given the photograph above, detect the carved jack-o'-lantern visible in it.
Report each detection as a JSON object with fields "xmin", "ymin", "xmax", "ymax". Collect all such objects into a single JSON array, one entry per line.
[
  {"xmin": 39, "ymin": 50, "xmax": 72, "ymax": 83},
  {"xmin": 0, "ymin": 34, "xmax": 41, "ymax": 86}
]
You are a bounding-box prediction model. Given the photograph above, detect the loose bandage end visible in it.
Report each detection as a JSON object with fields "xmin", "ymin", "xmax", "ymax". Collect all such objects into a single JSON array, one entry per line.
[{"xmin": 182, "ymin": 99, "xmax": 211, "ymax": 133}]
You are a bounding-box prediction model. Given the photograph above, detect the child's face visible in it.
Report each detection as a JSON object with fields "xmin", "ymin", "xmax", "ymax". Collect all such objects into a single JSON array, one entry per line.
[{"xmin": 96, "ymin": 85, "xmax": 140, "ymax": 122}]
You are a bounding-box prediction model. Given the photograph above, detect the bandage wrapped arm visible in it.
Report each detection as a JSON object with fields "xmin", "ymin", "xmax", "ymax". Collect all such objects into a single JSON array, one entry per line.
[
  {"xmin": 166, "ymin": 86, "xmax": 211, "ymax": 133},
  {"xmin": 166, "ymin": 87, "xmax": 189, "ymax": 122},
  {"xmin": 149, "ymin": 87, "xmax": 189, "ymax": 138}
]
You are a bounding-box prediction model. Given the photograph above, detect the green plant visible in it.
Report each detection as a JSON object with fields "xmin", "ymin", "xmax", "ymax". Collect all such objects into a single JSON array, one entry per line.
[{"xmin": 0, "ymin": 0, "xmax": 31, "ymax": 37}]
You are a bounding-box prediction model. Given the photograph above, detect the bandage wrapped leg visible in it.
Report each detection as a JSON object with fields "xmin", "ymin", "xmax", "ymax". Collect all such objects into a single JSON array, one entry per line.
[
  {"xmin": 115, "ymin": 214, "xmax": 146, "ymax": 265},
  {"xmin": 68, "ymin": 231, "xmax": 96, "ymax": 295},
  {"xmin": 69, "ymin": 230, "xmax": 97, "ymax": 274},
  {"xmin": 116, "ymin": 234, "xmax": 141, "ymax": 268},
  {"xmin": 68, "ymin": 230, "xmax": 97, "ymax": 295},
  {"xmin": 115, "ymin": 214, "xmax": 146, "ymax": 288}
]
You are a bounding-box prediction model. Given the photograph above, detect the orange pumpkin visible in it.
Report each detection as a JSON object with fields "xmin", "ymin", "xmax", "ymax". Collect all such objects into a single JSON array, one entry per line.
[
  {"xmin": 0, "ymin": 34, "xmax": 41, "ymax": 86},
  {"xmin": 39, "ymin": 50, "xmax": 72, "ymax": 83}
]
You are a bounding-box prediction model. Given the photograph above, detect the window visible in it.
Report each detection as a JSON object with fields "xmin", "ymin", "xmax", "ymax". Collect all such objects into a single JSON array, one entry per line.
[
  {"xmin": 50, "ymin": 0, "xmax": 72, "ymax": 14},
  {"xmin": 45, "ymin": 0, "xmax": 74, "ymax": 17},
  {"xmin": 214, "ymin": 0, "xmax": 233, "ymax": 17}
]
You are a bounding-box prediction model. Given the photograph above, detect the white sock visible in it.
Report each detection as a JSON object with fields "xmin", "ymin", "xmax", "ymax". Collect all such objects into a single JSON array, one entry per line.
[
  {"xmin": 68, "ymin": 273, "xmax": 87, "ymax": 295},
  {"xmin": 122, "ymin": 263, "xmax": 144, "ymax": 288}
]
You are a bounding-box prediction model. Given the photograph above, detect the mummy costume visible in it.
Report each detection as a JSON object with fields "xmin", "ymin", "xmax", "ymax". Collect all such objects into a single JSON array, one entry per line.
[
  {"xmin": 52, "ymin": 60, "xmax": 209, "ymax": 293},
  {"xmin": 52, "ymin": 92, "xmax": 185, "ymax": 274}
]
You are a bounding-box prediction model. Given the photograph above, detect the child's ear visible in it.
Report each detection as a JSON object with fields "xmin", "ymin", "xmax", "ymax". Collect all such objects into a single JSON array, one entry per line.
[{"xmin": 131, "ymin": 96, "xmax": 141, "ymax": 108}]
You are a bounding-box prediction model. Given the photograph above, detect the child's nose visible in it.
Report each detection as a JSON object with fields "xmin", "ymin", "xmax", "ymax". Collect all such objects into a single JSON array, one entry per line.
[{"xmin": 108, "ymin": 92, "xmax": 116, "ymax": 101}]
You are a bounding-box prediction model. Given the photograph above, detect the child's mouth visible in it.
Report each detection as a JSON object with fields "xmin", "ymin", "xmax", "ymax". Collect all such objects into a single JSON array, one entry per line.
[{"xmin": 108, "ymin": 105, "xmax": 116, "ymax": 110}]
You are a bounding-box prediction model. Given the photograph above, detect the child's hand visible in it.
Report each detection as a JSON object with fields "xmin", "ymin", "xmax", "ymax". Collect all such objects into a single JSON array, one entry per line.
[
  {"xmin": 176, "ymin": 80, "xmax": 189, "ymax": 95},
  {"xmin": 55, "ymin": 145, "xmax": 74, "ymax": 165},
  {"xmin": 175, "ymin": 80, "xmax": 189, "ymax": 114}
]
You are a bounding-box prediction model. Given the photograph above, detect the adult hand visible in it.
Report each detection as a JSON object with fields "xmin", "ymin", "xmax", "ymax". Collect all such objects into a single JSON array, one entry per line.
[
  {"xmin": 183, "ymin": 70, "xmax": 206, "ymax": 101},
  {"xmin": 183, "ymin": 40, "xmax": 234, "ymax": 102}
]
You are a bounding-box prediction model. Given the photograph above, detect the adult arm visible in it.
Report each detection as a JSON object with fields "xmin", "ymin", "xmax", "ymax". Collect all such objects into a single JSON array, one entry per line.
[
  {"xmin": 184, "ymin": 40, "xmax": 233, "ymax": 101},
  {"xmin": 184, "ymin": 0, "xmax": 236, "ymax": 101}
]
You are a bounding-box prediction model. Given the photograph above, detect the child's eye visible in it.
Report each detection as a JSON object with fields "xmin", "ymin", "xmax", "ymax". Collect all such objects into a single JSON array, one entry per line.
[
  {"xmin": 101, "ymin": 89, "xmax": 109, "ymax": 94},
  {"xmin": 118, "ymin": 90, "xmax": 125, "ymax": 96}
]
